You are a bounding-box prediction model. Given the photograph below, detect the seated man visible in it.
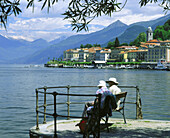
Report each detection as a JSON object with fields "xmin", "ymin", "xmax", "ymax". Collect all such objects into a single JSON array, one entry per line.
[{"xmin": 106, "ymin": 77, "xmax": 121, "ymax": 110}]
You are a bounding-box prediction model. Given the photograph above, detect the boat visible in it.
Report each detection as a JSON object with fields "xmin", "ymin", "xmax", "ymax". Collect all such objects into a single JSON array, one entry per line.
[
  {"xmin": 63, "ymin": 65, "xmax": 73, "ymax": 68},
  {"xmin": 126, "ymin": 65, "xmax": 135, "ymax": 69},
  {"xmin": 119, "ymin": 65, "xmax": 126, "ymax": 69},
  {"xmin": 154, "ymin": 59, "xmax": 167, "ymax": 70},
  {"xmin": 83, "ymin": 65, "xmax": 94, "ymax": 68},
  {"xmin": 45, "ymin": 64, "xmax": 58, "ymax": 67},
  {"xmin": 24, "ymin": 65, "xmax": 41, "ymax": 68}
]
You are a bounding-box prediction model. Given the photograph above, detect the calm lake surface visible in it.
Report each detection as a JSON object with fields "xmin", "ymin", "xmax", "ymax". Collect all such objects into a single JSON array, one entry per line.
[{"xmin": 0, "ymin": 64, "xmax": 170, "ymax": 138}]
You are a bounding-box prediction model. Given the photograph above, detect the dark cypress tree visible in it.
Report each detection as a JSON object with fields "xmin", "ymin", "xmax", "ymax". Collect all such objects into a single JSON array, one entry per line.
[{"xmin": 115, "ymin": 37, "xmax": 120, "ymax": 47}]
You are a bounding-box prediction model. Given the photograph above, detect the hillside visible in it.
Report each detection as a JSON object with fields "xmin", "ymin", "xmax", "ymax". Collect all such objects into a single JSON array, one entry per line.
[{"xmin": 102, "ymin": 25, "xmax": 146, "ymax": 47}]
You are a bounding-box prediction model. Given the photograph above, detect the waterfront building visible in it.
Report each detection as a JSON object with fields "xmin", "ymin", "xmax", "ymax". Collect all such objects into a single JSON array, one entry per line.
[
  {"xmin": 63, "ymin": 49, "xmax": 73, "ymax": 61},
  {"xmin": 144, "ymin": 39, "xmax": 161, "ymax": 47},
  {"xmin": 110, "ymin": 46, "xmax": 138, "ymax": 62},
  {"xmin": 78, "ymin": 48, "xmax": 89, "ymax": 62},
  {"xmin": 86, "ymin": 48, "xmax": 96, "ymax": 62},
  {"xmin": 118, "ymin": 51, "xmax": 128, "ymax": 62},
  {"xmin": 140, "ymin": 39, "xmax": 170, "ymax": 62},
  {"xmin": 127, "ymin": 50, "xmax": 148, "ymax": 62},
  {"xmin": 110, "ymin": 49, "xmax": 121, "ymax": 62},
  {"xmin": 99, "ymin": 49, "xmax": 111, "ymax": 61},
  {"xmin": 64, "ymin": 49, "xmax": 80, "ymax": 61},
  {"xmin": 147, "ymin": 45, "xmax": 170, "ymax": 62},
  {"xmin": 116, "ymin": 46, "xmax": 138, "ymax": 50},
  {"xmin": 63, "ymin": 40, "xmax": 169, "ymax": 63},
  {"xmin": 160, "ymin": 40, "xmax": 170, "ymax": 46},
  {"xmin": 86, "ymin": 47, "xmax": 102, "ymax": 62}
]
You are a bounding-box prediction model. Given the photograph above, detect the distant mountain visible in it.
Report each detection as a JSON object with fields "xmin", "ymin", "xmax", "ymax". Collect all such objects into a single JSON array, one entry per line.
[
  {"xmin": 102, "ymin": 25, "xmax": 146, "ymax": 47},
  {"xmin": 15, "ymin": 20, "xmax": 128, "ymax": 64},
  {"xmin": 0, "ymin": 35, "xmax": 24, "ymax": 49},
  {"xmin": 130, "ymin": 14, "xmax": 170, "ymax": 30},
  {"xmin": 0, "ymin": 14, "xmax": 169, "ymax": 64},
  {"xmin": 79, "ymin": 20, "xmax": 128, "ymax": 44},
  {"xmin": 29, "ymin": 39, "xmax": 50, "ymax": 49},
  {"xmin": 49, "ymin": 36, "xmax": 68, "ymax": 45},
  {"xmin": 0, "ymin": 35, "xmax": 51, "ymax": 62}
]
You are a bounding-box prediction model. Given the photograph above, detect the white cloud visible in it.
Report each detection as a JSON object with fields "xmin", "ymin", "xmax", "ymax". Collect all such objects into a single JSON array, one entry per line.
[
  {"xmin": 1, "ymin": 0, "xmax": 169, "ymax": 42},
  {"xmin": 84, "ymin": 1, "xmax": 166, "ymax": 27},
  {"xmin": 10, "ymin": 35, "xmax": 33, "ymax": 41},
  {"xmin": 9, "ymin": 17, "xmax": 70, "ymax": 31}
]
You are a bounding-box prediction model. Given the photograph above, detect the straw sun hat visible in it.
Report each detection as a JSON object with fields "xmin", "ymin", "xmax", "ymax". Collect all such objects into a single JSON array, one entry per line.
[
  {"xmin": 106, "ymin": 78, "xmax": 119, "ymax": 84},
  {"xmin": 97, "ymin": 80, "xmax": 106, "ymax": 87}
]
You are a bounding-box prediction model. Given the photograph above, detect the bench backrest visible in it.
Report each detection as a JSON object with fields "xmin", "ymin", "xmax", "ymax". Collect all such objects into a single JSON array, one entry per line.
[{"xmin": 115, "ymin": 92, "xmax": 127, "ymax": 100}]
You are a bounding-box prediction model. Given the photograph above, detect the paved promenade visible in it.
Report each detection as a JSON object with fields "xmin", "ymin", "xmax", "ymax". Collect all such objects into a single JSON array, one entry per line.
[{"xmin": 30, "ymin": 118, "xmax": 170, "ymax": 137}]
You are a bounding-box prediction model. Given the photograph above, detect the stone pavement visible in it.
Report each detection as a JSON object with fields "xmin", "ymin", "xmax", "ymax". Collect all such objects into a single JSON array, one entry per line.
[{"xmin": 30, "ymin": 118, "xmax": 170, "ymax": 137}]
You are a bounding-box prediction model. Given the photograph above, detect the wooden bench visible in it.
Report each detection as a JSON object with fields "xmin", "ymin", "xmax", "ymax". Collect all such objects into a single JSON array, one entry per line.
[
  {"xmin": 83, "ymin": 92, "xmax": 128, "ymax": 137},
  {"xmin": 114, "ymin": 92, "xmax": 128, "ymax": 124},
  {"xmin": 100, "ymin": 92, "xmax": 127, "ymax": 132}
]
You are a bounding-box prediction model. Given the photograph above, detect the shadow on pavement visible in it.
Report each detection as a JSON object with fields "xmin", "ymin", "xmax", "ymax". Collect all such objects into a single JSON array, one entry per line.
[{"xmin": 56, "ymin": 127, "xmax": 170, "ymax": 138}]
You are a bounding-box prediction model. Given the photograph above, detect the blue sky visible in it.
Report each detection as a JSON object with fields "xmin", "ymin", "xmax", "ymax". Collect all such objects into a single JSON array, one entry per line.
[{"xmin": 0, "ymin": 0, "xmax": 168, "ymax": 42}]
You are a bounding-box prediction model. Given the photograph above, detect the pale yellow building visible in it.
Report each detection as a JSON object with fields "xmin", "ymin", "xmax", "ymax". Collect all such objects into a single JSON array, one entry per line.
[
  {"xmin": 127, "ymin": 50, "xmax": 148, "ymax": 62},
  {"xmin": 147, "ymin": 46, "xmax": 170, "ymax": 62},
  {"xmin": 64, "ymin": 49, "xmax": 80, "ymax": 61}
]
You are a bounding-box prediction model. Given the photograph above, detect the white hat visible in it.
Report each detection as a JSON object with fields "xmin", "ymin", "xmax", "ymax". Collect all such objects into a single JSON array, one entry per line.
[
  {"xmin": 106, "ymin": 78, "xmax": 119, "ymax": 84},
  {"xmin": 97, "ymin": 80, "xmax": 106, "ymax": 87}
]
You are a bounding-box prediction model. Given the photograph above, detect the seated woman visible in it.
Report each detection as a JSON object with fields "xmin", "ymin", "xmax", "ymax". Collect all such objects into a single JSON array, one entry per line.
[{"xmin": 82, "ymin": 80, "xmax": 116, "ymax": 117}]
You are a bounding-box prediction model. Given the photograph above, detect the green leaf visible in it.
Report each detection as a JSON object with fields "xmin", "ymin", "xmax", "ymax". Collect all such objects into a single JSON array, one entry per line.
[{"xmin": 41, "ymin": 0, "xmax": 47, "ymax": 10}]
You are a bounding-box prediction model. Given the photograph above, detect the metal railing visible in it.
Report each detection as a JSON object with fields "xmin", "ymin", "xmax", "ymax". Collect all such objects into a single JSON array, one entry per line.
[{"xmin": 35, "ymin": 85, "xmax": 142, "ymax": 138}]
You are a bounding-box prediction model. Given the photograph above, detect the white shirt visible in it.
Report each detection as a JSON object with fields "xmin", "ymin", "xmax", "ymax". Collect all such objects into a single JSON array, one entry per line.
[
  {"xmin": 109, "ymin": 85, "xmax": 121, "ymax": 95},
  {"xmin": 109, "ymin": 85, "xmax": 121, "ymax": 110}
]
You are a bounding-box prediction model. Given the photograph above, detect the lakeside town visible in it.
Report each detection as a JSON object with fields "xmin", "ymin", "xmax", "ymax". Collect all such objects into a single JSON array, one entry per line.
[{"xmin": 45, "ymin": 25, "xmax": 170, "ymax": 70}]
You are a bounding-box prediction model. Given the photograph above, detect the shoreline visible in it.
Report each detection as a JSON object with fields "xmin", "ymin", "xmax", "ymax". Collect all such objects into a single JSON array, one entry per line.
[{"xmin": 44, "ymin": 63, "xmax": 170, "ymax": 71}]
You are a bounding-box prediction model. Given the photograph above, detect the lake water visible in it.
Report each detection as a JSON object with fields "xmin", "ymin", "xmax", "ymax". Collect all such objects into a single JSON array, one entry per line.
[{"xmin": 0, "ymin": 64, "xmax": 170, "ymax": 138}]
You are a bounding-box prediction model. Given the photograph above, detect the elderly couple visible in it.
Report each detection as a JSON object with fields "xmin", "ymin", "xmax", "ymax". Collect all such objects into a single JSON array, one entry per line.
[{"xmin": 82, "ymin": 77, "xmax": 121, "ymax": 117}]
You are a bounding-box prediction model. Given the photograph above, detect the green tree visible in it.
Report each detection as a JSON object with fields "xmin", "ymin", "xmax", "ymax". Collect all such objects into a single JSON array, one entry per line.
[
  {"xmin": 120, "ymin": 43, "xmax": 129, "ymax": 46},
  {"xmin": 107, "ymin": 41, "xmax": 115, "ymax": 49},
  {"xmin": 163, "ymin": 20, "xmax": 170, "ymax": 31},
  {"xmin": 84, "ymin": 44, "xmax": 93, "ymax": 48},
  {"xmin": 153, "ymin": 19, "xmax": 170, "ymax": 40},
  {"xmin": 129, "ymin": 32, "xmax": 146, "ymax": 46},
  {"xmin": 93, "ymin": 43, "xmax": 101, "ymax": 47},
  {"xmin": 0, "ymin": 0, "xmax": 169, "ymax": 31},
  {"xmin": 80, "ymin": 44, "xmax": 84, "ymax": 48},
  {"xmin": 129, "ymin": 42, "xmax": 134, "ymax": 46}
]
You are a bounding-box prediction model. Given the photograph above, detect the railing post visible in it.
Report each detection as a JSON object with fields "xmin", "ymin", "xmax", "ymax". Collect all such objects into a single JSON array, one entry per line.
[
  {"xmin": 53, "ymin": 92, "xmax": 58, "ymax": 138},
  {"xmin": 43, "ymin": 86, "xmax": 47, "ymax": 124},
  {"xmin": 98, "ymin": 94, "xmax": 101, "ymax": 138},
  {"xmin": 67, "ymin": 85, "xmax": 70, "ymax": 120},
  {"xmin": 36, "ymin": 89, "xmax": 39, "ymax": 130},
  {"xmin": 136, "ymin": 86, "xmax": 143, "ymax": 119}
]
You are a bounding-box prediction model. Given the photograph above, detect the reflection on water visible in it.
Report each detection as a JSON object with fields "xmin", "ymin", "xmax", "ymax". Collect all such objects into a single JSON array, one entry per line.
[{"xmin": 0, "ymin": 65, "xmax": 170, "ymax": 138}]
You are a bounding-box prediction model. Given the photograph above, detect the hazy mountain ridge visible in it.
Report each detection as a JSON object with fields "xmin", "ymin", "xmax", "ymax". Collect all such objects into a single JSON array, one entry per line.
[
  {"xmin": 0, "ymin": 14, "xmax": 169, "ymax": 64},
  {"xmin": 13, "ymin": 21, "xmax": 129, "ymax": 64},
  {"xmin": 130, "ymin": 14, "xmax": 170, "ymax": 30}
]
